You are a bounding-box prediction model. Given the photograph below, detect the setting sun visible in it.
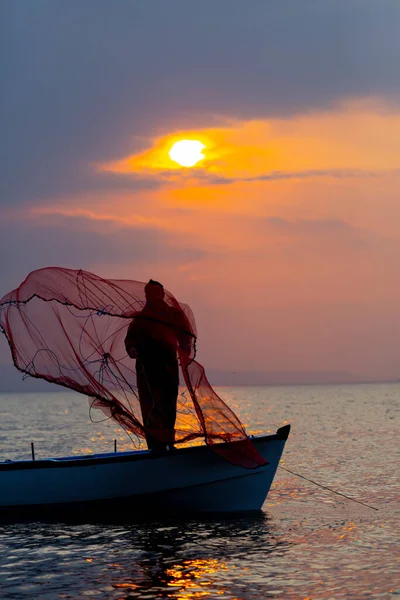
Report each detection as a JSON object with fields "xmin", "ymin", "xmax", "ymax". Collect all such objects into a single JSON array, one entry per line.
[{"xmin": 169, "ymin": 140, "xmax": 205, "ymax": 167}]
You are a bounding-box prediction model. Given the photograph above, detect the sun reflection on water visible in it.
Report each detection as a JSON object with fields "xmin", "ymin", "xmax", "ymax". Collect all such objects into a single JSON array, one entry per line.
[
  {"xmin": 165, "ymin": 558, "xmax": 229, "ymax": 596},
  {"xmin": 110, "ymin": 556, "xmax": 232, "ymax": 599}
]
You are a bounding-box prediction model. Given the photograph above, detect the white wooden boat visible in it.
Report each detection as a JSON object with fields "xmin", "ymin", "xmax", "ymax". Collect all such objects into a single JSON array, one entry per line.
[{"xmin": 0, "ymin": 425, "xmax": 290, "ymax": 517}]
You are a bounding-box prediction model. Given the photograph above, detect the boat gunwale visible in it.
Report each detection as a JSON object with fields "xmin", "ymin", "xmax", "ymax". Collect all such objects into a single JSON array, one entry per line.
[{"xmin": 0, "ymin": 425, "xmax": 290, "ymax": 472}]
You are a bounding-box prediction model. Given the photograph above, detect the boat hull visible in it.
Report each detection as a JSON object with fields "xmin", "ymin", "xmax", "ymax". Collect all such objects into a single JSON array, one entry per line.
[{"xmin": 0, "ymin": 425, "xmax": 290, "ymax": 517}]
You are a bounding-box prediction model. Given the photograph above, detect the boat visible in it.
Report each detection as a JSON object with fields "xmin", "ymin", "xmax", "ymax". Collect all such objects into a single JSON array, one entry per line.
[
  {"xmin": 0, "ymin": 268, "xmax": 291, "ymax": 518},
  {"xmin": 0, "ymin": 425, "xmax": 290, "ymax": 517}
]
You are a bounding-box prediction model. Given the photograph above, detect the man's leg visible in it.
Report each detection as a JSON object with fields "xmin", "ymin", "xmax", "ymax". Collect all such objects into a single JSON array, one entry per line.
[
  {"xmin": 137, "ymin": 358, "xmax": 179, "ymax": 450},
  {"xmin": 136, "ymin": 359, "xmax": 163, "ymax": 450},
  {"xmin": 161, "ymin": 359, "xmax": 179, "ymax": 447}
]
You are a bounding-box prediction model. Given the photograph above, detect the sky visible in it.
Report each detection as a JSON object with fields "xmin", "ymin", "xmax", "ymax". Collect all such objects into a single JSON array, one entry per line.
[{"xmin": 1, "ymin": 0, "xmax": 400, "ymax": 380}]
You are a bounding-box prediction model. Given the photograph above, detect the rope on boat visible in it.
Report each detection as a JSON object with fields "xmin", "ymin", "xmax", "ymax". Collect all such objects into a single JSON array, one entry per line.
[{"xmin": 278, "ymin": 465, "xmax": 378, "ymax": 511}]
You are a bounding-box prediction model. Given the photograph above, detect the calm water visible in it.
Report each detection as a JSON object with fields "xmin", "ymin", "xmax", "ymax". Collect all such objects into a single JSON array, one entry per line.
[{"xmin": 0, "ymin": 384, "xmax": 398, "ymax": 599}]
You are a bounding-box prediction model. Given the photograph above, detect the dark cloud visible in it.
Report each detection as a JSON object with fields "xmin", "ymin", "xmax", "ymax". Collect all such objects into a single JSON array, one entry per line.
[
  {"xmin": 0, "ymin": 214, "xmax": 205, "ymax": 296},
  {"xmin": 93, "ymin": 167, "xmax": 400, "ymax": 190},
  {"xmin": 1, "ymin": 0, "xmax": 400, "ymax": 205},
  {"xmin": 197, "ymin": 168, "xmax": 400, "ymax": 186}
]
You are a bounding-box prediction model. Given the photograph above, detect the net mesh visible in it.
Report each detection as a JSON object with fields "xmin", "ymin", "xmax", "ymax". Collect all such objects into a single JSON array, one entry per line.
[{"xmin": 0, "ymin": 267, "xmax": 266, "ymax": 468}]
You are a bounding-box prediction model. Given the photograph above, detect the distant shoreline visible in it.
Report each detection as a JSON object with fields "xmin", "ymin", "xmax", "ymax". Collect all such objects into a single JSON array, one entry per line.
[{"xmin": 0, "ymin": 364, "xmax": 398, "ymax": 392}]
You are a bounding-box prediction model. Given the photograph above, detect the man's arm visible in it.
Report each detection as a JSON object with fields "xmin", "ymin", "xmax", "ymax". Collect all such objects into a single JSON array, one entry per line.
[
  {"xmin": 124, "ymin": 320, "xmax": 139, "ymax": 359},
  {"xmin": 175, "ymin": 310, "xmax": 194, "ymax": 364}
]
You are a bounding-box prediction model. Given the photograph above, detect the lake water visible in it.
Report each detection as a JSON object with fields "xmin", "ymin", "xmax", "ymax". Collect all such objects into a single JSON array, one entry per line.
[{"xmin": 0, "ymin": 383, "xmax": 398, "ymax": 599}]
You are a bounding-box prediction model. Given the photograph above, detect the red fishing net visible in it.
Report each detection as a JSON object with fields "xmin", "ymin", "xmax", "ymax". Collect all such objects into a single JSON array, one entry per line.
[{"xmin": 0, "ymin": 267, "xmax": 266, "ymax": 468}]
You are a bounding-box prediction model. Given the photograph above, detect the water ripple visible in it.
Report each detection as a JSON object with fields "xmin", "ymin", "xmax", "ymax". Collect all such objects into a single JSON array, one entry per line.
[{"xmin": 0, "ymin": 383, "xmax": 399, "ymax": 599}]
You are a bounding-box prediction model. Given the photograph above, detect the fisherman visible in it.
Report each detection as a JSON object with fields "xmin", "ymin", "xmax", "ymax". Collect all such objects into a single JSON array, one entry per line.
[{"xmin": 124, "ymin": 279, "xmax": 191, "ymax": 451}]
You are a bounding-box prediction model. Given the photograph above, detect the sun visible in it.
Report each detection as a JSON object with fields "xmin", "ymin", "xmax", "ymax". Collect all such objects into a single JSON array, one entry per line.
[{"xmin": 168, "ymin": 140, "xmax": 206, "ymax": 167}]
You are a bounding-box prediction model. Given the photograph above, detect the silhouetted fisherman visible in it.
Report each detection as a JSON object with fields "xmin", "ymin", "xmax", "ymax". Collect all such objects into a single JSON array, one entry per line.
[{"xmin": 124, "ymin": 279, "xmax": 191, "ymax": 451}]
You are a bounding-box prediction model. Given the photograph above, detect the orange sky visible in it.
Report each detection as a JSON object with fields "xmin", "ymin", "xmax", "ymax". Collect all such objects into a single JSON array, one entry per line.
[{"xmin": 17, "ymin": 100, "xmax": 400, "ymax": 378}]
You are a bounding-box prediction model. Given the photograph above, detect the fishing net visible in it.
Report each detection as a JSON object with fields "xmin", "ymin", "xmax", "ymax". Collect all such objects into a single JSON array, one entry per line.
[{"xmin": 0, "ymin": 267, "xmax": 266, "ymax": 468}]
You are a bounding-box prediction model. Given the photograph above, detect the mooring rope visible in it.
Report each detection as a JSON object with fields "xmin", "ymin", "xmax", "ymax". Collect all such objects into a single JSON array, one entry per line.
[{"xmin": 279, "ymin": 465, "xmax": 378, "ymax": 511}]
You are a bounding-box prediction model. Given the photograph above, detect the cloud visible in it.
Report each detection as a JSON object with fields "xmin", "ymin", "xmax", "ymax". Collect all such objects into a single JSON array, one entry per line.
[
  {"xmin": 92, "ymin": 167, "xmax": 400, "ymax": 191},
  {"xmin": 197, "ymin": 168, "xmax": 400, "ymax": 186},
  {"xmin": 0, "ymin": 213, "xmax": 205, "ymax": 296},
  {"xmin": 264, "ymin": 216, "xmax": 360, "ymax": 235},
  {"xmin": 254, "ymin": 216, "xmax": 372, "ymax": 259}
]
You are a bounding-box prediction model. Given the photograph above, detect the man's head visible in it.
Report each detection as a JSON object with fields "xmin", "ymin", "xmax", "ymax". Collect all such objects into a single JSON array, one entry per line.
[{"xmin": 144, "ymin": 279, "xmax": 165, "ymax": 303}]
